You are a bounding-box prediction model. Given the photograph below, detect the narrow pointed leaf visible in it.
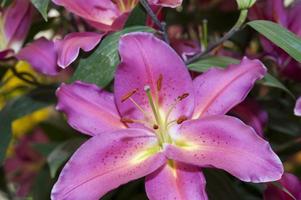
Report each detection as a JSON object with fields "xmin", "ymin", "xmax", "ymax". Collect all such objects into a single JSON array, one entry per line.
[
  {"xmin": 260, "ymin": 73, "xmax": 295, "ymax": 98},
  {"xmin": 47, "ymin": 138, "xmax": 85, "ymax": 178},
  {"xmin": 30, "ymin": 0, "xmax": 50, "ymax": 21},
  {"xmin": 248, "ymin": 20, "xmax": 301, "ymax": 62},
  {"xmin": 188, "ymin": 56, "xmax": 293, "ymax": 97},
  {"xmin": 124, "ymin": 4, "xmax": 147, "ymax": 27},
  {"xmin": 188, "ymin": 56, "xmax": 240, "ymax": 71},
  {"xmin": 0, "ymin": 87, "xmax": 56, "ymax": 164},
  {"xmin": 0, "ymin": 0, "xmax": 12, "ymax": 7},
  {"xmin": 271, "ymin": 182, "xmax": 297, "ymax": 200},
  {"xmin": 71, "ymin": 26, "xmax": 154, "ymax": 87}
]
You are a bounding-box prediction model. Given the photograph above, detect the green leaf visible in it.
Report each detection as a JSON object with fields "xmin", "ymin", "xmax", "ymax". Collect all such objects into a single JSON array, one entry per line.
[
  {"xmin": 236, "ymin": 0, "xmax": 256, "ymax": 9},
  {"xmin": 0, "ymin": 167, "xmax": 9, "ymax": 197},
  {"xmin": 124, "ymin": 4, "xmax": 147, "ymax": 27},
  {"xmin": 47, "ymin": 138, "xmax": 85, "ymax": 178},
  {"xmin": 32, "ymin": 166, "xmax": 54, "ymax": 200},
  {"xmin": 248, "ymin": 20, "xmax": 301, "ymax": 63},
  {"xmin": 260, "ymin": 73, "xmax": 295, "ymax": 98},
  {"xmin": 188, "ymin": 56, "xmax": 294, "ymax": 97},
  {"xmin": 32, "ymin": 143, "xmax": 58, "ymax": 157},
  {"xmin": 271, "ymin": 182, "xmax": 297, "ymax": 200},
  {"xmin": 0, "ymin": 0, "xmax": 12, "ymax": 7},
  {"xmin": 30, "ymin": 0, "xmax": 50, "ymax": 21},
  {"xmin": 188, "ymin": 56, "xmax": 240, "ymax": 71},
  {"xmin": 71, "ymin": 26, "xmax": 154, "ymax": 87},
  {"xmin": 0, "ymin": 87, "xmax": 56, "ymax": 164},
  {"xmin": 204, "ymin": 169, "xmax": 241, "ymax": 200}
]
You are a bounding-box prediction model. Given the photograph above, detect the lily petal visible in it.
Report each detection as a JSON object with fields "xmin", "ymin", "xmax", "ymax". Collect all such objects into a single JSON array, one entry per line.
[
  {"xmin": 51, "ymin": 128, "xmax": 165, "ymax": 200},
  {"xmin": 85, "ymin": 12, "xmax": 129, "ymax": 31},
  {"xmin": 229, "ymin": 99, "xmax": 268, "ymax": 137},
  {"xmin": 193, "ymin": 57, "xmax": 266, "ymax": 118},
  {"xmin": 52, "ymin": 0, "xmax": 120, "ymax": 26},
  {"xmin": 264, "ymin": 173, "xmax": 301, "ymax": 200},
  {"xmin": 56, "ymin": 81, "xmax": 126, "ymax": 136},
  {"xmin": 165, "ymin": 116, "xmax": 283, "ymax": 183},
  {"xmin": 171, "ymin": 39, "xmax": 201, "ymax": 61},
  {"xmin": 145, "ymin": 162, "xmax": 208, "ymax": 200},
  {"xmin": 115, "ymin": 32, "xmax": 194, "ymax": 123},
  {"xmin": 249, "ymin": 0, "xmax": 287, "ymax": 26},
  {"xmin": 288, "ymin": 1, "xmax": 301, "ymax": 36},
  {"xmin": 2, "ymin": 0, "xmax": 34, "ymax": 52},
  {"xmin": 294, "ymin": 97, "xmax": 301, "ymax": 116},
  {"xmin": 55, "ymin": 32, "xmax": 104, "ymax": 69},
  {"xmin": 17, "ymin": 38, "xmax": 60, "ymax": 76},
  {"xmin": 0, "ymin": 49, "xmax": 14, "ymax": 60},
  {"xmin": 148, "ymin": 0, "xmax": 182, "ymax": 8}
]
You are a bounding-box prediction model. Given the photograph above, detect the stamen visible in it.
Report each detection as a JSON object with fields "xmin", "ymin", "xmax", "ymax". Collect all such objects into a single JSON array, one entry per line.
[
  {"xmin": 130, "ymin": 0, "xmax": 138, "ymax": 9},
  {"xmin": 114, "ymin": 0, "xmax": 126, "ymax": 11},
  {"xmin": 177, "ymin": 116, "xmax": 188, "ymax": 124},
  {"xmin": 167, "ymin": 119, "xmax": 177, "ymax": 127},
  {"xmin": 121, "ymin": 88, "xmax": 138, "ymax": 102},
  {"xmin": 164, "ymin": 93, "xmax": 190, "ymax": 128},
  {"xmin": 121, "ymin": 117, "xmax": 150, "ymax": 126},
  {"xmin": 153, "ymin": 124, "xmax": 159, "ymax": 130},
  {"xmin": 128, "ymin": 97, "xmax": 149, "ymax": 117},
  {"xmin": 178, "ymin": 93, "xmax": 189, "ymax": 101},
  {"xmin": 121, "ymin": 89, "xmax": 151, "ymax": 120},
  {"xmin": 157, "ymin": 74, "xmax": 163, "ymax": 91},
  {"xmin": 121, "ymin": 117, "xmax": 134, "ymax": 124}
]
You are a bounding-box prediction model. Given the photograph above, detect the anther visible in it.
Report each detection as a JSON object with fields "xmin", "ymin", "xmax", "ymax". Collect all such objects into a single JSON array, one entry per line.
[
  {"xmin": 153, "ymin": 124, "xmax": 159, "ymax": 130},
  {"xmin": 121, "ymin": 88, "xmax": 138, "ymax": 102},
  {"xmin": 157, "ymin": 74, "xmax": 163, "ymax": 91},
  {"xmin": 177, "ymin": 116, "xmax": 188, "ymax": 124},
  {"xmin": 178, "ymin": 93, "xmax": 189, "ymax": 101},
  {"xmin": 121, "ymin": 117, "xmax": 134, "ymax": 124}
]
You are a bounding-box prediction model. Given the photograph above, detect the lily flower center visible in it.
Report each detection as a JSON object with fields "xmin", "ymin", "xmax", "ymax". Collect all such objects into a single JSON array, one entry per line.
[
  {"xmin": 121, "ymin": 75, "xmax": 189, "ymax": 146},
  {"xmin": 112, "ymin": 0, "xmax": 139, "ymax": 12}
]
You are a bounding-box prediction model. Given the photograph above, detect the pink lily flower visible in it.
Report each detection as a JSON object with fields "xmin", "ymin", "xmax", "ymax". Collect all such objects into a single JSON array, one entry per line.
[
  {"xmin": 249, "ymin": 0, "xmax": 301, "ymax": 81},
  {"xmin": 168, "ymin": 25, "xmax": 201, "ymax": 61},
  {"xmin": 0, "ymin": 0, "xmax": 34, "ymax": 59},
  {"xmin": 294, "ymin": 97, "xmax": 301, "ymax": 116},
  {"xmin": 229, "ymin": 99, "xmax": 268, "ymax": 137},
  {"xmin": 264, "ymin": 173, "xmax": 301, "ymax": 200},
  {"xmin": 17, "ymin": 32, "xmax": 104, "ymax": 75},
  {"xmin": 51, "ymin": 33, "xmax": 283, "ymax": 200},
  {"xmin": 52, "ymin": 0, "xmax": 182, "ymax": 31},
  {"xmin": 4, "ymin": 129, "xmax": 48, "ymax": 197}
]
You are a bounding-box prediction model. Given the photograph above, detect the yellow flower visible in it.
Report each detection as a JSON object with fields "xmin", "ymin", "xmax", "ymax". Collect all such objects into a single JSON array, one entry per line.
[
  {"xmin": 12, "ymin": 108, "xmax": 51, "ymax": 138},
  {"xmin": 0, "ymin": 61, "xmax": 40, "ymax": 108},
  {"xmin": 1, "ymin": 61, "xmax": 52, "ymax": 156},
  {"xmin": 6, "ymin": 108, "xmax": 51, "ymax": 157}
]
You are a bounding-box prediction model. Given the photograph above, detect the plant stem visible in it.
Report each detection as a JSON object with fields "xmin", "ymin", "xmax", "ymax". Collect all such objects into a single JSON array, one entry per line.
[
  {"xmin": 10, "ymin": 66, "xmax": 44, "ymax": 86},
  {"xmin": 201, "ymin": 19, "xmax": 208, "ymax": 50},
  {"xmin": 186, "ymin": 9, "xmax": 249, "ymax": 64},
  {"xmin": 139, "ymin": 0, "xmax": 170, "ymax": 44},
  {"xmin": 69, "ymin": 13, "xmax": 79, "ymax": 32}
]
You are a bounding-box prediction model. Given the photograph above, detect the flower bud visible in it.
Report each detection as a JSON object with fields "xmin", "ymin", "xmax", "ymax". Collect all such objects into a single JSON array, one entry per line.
[{"xmin": 236, "ymin": 0, "xmax": 257, "ymax": 9}]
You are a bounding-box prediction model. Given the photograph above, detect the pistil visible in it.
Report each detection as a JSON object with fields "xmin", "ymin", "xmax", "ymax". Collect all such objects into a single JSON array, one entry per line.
[
  {"xmin": 144, "ymin": 85, "xmax": 161, "ymax": 125},
  {"xmin": 144, "ymin": 85, "xmax": 168, "ymax": 143}
]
